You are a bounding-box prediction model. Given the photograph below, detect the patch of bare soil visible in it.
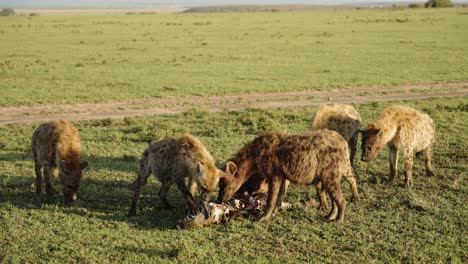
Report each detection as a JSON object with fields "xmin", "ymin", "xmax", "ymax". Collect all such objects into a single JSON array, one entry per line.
[{"xmin": 0, "ymin": 82, "xmax": 467, "ymax": 126}]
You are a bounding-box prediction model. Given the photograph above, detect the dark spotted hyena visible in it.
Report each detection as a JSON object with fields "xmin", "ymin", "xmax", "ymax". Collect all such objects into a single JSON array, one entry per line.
[
  {"xmin": 32, "ymin": 120, "xmax": 88, "ymax": 203},
  {"xmin": 361, "ymin": 105, "xmax": 435, "ymax": 187},
  {"xmin": 219, "ymin": 130, "xmax": 355, "ymax": 223},
  {"xmin": 128, "ymin": 133, "xmax": 225, "ymax": 217}
]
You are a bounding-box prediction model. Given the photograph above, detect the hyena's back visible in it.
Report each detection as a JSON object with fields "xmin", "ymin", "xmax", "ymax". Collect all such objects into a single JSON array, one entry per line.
[
  {"xmin": 311, "ymin": 104, "xmax": 361, "ymax": 142},
  {"xmin": 143, "ymin": 134, "xmax": 217, "ymax": 182},
  {"xmin": 32, "ymin": 120, "xmax": 83, "ymax": 166}
]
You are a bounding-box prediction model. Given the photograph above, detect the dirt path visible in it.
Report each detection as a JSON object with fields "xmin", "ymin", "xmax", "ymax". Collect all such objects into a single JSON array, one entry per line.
[{"xmin": 1, "ymin": 81, "xmax": 467, "ymax": 126}]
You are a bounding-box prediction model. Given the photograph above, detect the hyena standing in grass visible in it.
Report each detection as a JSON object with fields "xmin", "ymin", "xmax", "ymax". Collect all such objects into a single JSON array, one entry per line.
[
  {"xmin": 218, "ymin": 130, "xmax": 355, "ymax": 223},
  {"xmin": 32, "ymin": 120, "xmax": 88, "ymax": 203},
  {"xmin": 310, "ymin": 104, "xmax": 361, "ymax": 209},
  {"xmin": 361, "ymin": 105, "xmax": 435, "ymax": 187},
  {"xmin": 311, "ymin": 104, "xmax": 361, "ymax": 168},
  {"xmin": 128, "ymin": 133, "xmax": 225, "ymax": 217}
]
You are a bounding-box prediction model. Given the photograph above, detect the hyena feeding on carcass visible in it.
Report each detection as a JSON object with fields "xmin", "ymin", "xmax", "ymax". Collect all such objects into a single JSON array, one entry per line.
[
  {"xmin": 218, "ymin": 130, "xmax": 356, "ymax": 223},
  {"xmin": 128, "ymin": 133, "xmax": 225, "ymax": 217},
  {"xmin": 32, "ymin": 120, "xmax": 88, "ymax": 203},
  {"xmin": 360, "ymin": 105, "xmax": 436, "ymax": 187}
]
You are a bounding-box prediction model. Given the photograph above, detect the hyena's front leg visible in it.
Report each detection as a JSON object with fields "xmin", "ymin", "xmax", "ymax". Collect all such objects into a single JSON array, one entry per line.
[
  {"xmin": 159, "ymin": 181, "xmax": 175, "ymax": 209},
  {"xmin": 403, "ymin": 148, "xmax": 414, "ymax": 188},
  {"xmin": 387, "ymin": 146, "xmax": 399, "ymax": 184},
  {"xmin": 176, "ymin": 178, "xmax": 199, "ymax": 216},
  {"xmin": 34, "ymin": 159, "xmax": 43, "ymax": 194},
  {"xmin": 349, "ymin": 134, "xmax": 359, "ymax": 169},
  {"xmin": 274, "ymin": 178, "xmax": 288, "ymax": 215},
  {"xmin": 43, "ymin": 165, "xmax": 56, "ymax": 203},
  {"xmin": 188, "ymin": 176, "xmax": 198, "ymax": 198},
  {"xmin": 128, "ymin": 162, "xmax": 151, "ymax": 217},
  {"xmin": 259, "ymin": 175, "xmax": 282, "ymax": 222}
]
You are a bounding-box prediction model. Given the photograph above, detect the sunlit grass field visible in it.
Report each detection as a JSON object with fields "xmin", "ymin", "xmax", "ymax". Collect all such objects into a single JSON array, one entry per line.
[
  {"xmin": 0, "ymin": 8, "xmax": 468, "ymax": 106},
  {"xmin": 0, "ymin": 97, "xmax": 466, "ymax": 262}
]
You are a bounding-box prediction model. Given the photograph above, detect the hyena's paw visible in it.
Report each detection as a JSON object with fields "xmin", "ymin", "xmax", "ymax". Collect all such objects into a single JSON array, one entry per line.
[
  {"xmin": 426, "ymin": 170, "xmax": 435, "ymax": 177},
  {"xmin": 258, "ymin": 214, "xmax": 271, "ymax": 222},
  {"xmin": 384, "ymin": 178, "xmax": 394, "ymax": 185},
  {"xmin": 318, "ymin": 203, "xmax": 328, "ymax": 211},
  {"xmin": 404, "ymin": 179, "xmax": 413, "ymax": 188},
  {"xmin": 351, "ymin": 195, "xmax": 360, "ymax": 203}
]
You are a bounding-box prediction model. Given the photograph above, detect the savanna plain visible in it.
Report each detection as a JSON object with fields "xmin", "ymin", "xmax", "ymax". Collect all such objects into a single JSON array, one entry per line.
[{"xmin": 0, "ymin": 7, "xmax": 467, "ymax": 263}]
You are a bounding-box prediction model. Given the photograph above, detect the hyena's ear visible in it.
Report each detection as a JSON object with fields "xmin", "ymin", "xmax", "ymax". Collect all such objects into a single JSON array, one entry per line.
[
  {"xmin": 367, "ymin": 128, "xmax": 381, "ymax": 135},
  {"xmin": 225, "ymin": 161, "xmax": 237, "ymax": 176},
  {"xmin": 80, "ymin": 161, "xmax": 89, "ymax": 170},
  {"xmin": 196, "ymin": 162, "xmax": 204, "ymax": 175}
]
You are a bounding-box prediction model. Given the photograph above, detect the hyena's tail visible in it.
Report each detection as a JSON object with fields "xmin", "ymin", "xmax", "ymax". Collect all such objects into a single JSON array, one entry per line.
[{"xmin": 344, "ymin": 160, "xmax": 360, "ymax": 202}]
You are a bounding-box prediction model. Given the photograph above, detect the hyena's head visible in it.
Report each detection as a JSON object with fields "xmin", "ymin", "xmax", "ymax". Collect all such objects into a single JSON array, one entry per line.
[
  {"xmin": 59, "ymin": 160, "xmax": 88, "ymax": 202},
  {"xmin": 360, "ymin": 128, "xmax": 384, "ymax": 162},
  {"xmin": 195, "ymin": 162, "xmax": 226, "ymax": 202},
  {"xmin": 217, "ymin": 161, "xmax": 242, "ymax": 203}
]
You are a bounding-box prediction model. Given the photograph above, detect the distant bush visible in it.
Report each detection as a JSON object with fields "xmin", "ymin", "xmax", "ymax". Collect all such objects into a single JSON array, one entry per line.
[
  {"xmin": 425, "ymin": 0, "xmax": 454, "ymax": 7},
  {"xmin": 391, "ymin": 4, "xmax": 405, "ymax": 10},
  {"xmin": 0, "ymin": 8, "xmax": 15, "ymax": 16},
  {"xmin": 29, "ymin": 13, "xmax": 40, "ymax": 16},
  {"xmin": 408, "ymin": 3, "xmax": 425, "ymax": 8}
]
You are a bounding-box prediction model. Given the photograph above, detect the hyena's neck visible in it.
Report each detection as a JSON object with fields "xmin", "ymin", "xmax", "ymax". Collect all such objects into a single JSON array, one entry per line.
[{"xmin": 380, "ymin": 124, "xmax": 399, "ymax": 146}]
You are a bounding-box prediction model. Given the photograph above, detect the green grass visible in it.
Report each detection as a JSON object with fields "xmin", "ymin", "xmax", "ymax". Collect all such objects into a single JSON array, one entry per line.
[
  {"xmin": 0, "ymin": 8, "xmax": 468, "ymax": 106},
  {"xmin": 0, "ymin": 97, "xmax": 467, "ymax": 262}
]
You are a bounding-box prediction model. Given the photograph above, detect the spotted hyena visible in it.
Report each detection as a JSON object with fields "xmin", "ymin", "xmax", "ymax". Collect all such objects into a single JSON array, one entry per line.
[
  {"xmin": 361, "ymin": 105, "xmax": 435, "ymax": 187},
  {"xmin": 311, "ymin": 104, "xmax": 361, "ymax": 168},
  {"xmin": 128, "ymin": 133, "xmax": 225, "ymax": 217},
  {"xmin": 218, "ymin": 130, "xmax": 355, "ymax": 223},
  {"xmin": 32, "ymin": 120, "xmax": 88, "ymax": 203}
]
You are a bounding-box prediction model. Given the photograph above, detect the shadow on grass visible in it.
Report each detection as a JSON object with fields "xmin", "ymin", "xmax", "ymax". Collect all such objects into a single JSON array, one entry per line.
[
  {"xmin": 0, "ymin": 175, "xmax": 189, "ymax": 230},
  {"xmin": 85, "ymin": 154, "xmax": 139, "ymax": 173},
  {"xmin": 114, "ymin": 245, "xmax": 180, "ymax": 259},
  {"xmin": 0, "ymin": 152, "xmax": 30, "ymax": 162},
  {"xmin": 0, "ymin": 150, "xmax": 140, "ymax": 175}
]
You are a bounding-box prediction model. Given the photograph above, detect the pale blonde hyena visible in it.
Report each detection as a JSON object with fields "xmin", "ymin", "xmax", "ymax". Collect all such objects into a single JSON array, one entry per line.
[
  {"xmin": 361, "ymin": 105, "xmax": 435, "ymax": 187},
  {"xmin": 128, "ymin": 133, "xmax": 225, "ymax": 217},
  {"xmin": 32, "ymin": 120, "xmax": 88, "ymax": 203},
  {"xmin": 311, "ymin": 104, "xmax": 361, "ymax": 167},
  {"xmin": 219, "ymin": 130, "xmax": 356, "ymax": 223}
]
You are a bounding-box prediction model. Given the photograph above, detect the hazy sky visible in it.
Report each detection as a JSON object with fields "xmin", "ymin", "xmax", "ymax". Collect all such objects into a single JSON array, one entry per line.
[{"xmin": 4, "ymin": 0, "xmax": 467, "ymax": 9}]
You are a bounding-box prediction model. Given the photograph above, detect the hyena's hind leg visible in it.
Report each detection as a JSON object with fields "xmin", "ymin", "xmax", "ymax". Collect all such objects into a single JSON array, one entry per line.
[
  {"xmin": 128, "ymin": 160, "xmax": 151, "ymax": 217},
  {"xmin": 315, "ymin": 181, "xmax": 328, "ymax": 211},
  {"xmin": 424, "ymin": 141, "xmax": 435, "ymax": 177},
  {"xmin": 325, "ymin": 178, "xmax": 346, "ymax": 223}
]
